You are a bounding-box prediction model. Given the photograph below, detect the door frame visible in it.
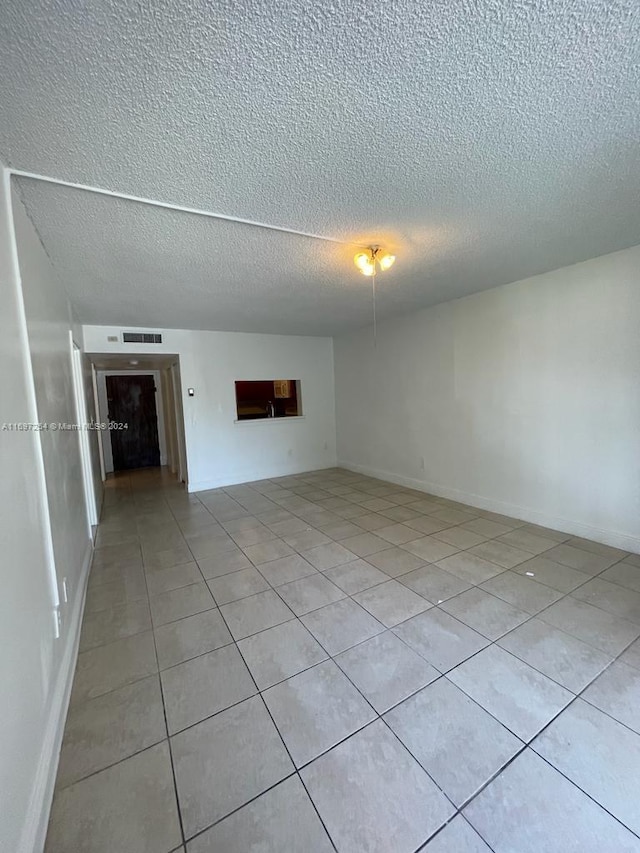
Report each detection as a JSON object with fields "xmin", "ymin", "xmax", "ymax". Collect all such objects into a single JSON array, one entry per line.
[{"xmin": 70, "ymin": 336, "xmax": 98, "ymax": 530}]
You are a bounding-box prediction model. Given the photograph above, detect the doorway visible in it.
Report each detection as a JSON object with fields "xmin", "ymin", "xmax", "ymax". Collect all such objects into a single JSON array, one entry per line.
[{"xmin": 106, "ymin": 374, "xmax": 161, "ymax": 470}]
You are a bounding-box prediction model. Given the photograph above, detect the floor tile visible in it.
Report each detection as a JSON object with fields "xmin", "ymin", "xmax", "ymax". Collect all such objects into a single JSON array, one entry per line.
[
  {"xmin": 237, "ymin": 619, "xmax": 328, "ymax": 689},
  {"xmin": 187, "ymin": 532, "xmax": 239, "ymax": 560},
  {"xmin": 619, "ymin": 637, "xmax": 640, "ymax": 670},
  {"xmin": 393, "ymin": 608, "xmax": 488, "ymax": 672},
  {"xmin": 464, "ymin": 748, "xmax": 640, "ymax": 853},
  {"xmin": 256, "ymin": 553, "xmax": 317, "ymax": 586},
  {"xmin": 143, "ymin": 544, "xmax": 194, "ymax": 571},
  {"xmin": 150, "ymin": 582, "xmax": 215, "ymax": 627},
  {"xmin": 433, "ymin": 526, "xmax": 488, "ymax": 549},
  {"xmin": 435, "ymin": 552, "xmax": 504, "ymax": 584},
  {"xmin": 340, "ymin": 532, "xmax": 392, "ymax": 558},
  {"xmin": 171, "ymin": 696, "xmax": 294, "ymax": 838},
  {"xmin": 79, "ymin": 600, "xmax": 151, "ymax": 651},
  {"xmin": 322, "ymin": 559, "xmax": 388, "ymax": 594},
  {"xmin": 480, "ymin": 571, "xmax": 563, "ymax": 614},
  {"xmin": 352, "ymin": 512, "xmax": 392, "ymax": 531},
  {"xmin": 262, "ymin": 660, "xmax": 376, "ymax": 767},
  {"xmin": 301, "ymin": 597, "xmax": 385, "ymax": 655},
  {"xmin": 220, "ymin": 590, "xmax": 294, "ymax": 640},
  {"xmin": 376, "ymin": 523, "xmax": 422, "ymax": 545},
  {"xmin": 243, "ymin": 539, "xmax": 295, "ymax": 564},
  {"xmin": 441, "ymin": 587, "xmax": 529, "ymax": 640},
  {"xmin": 511, "ymin": 555, "xmax": 588, "ymax": 592},
  {"xmin": 70, "ymin": 631, "xmax": 158, "ymax": 705},
  {"xmin": 386, "ymin": 678, "xmax": 522, "ymax": 806},
  {"xmin": 466, "ymin": 539, "xmax": 534, "ymax": 569},
  {"xmin": 601, "ymin": 560, "xmax": 640, "ymax": 593},
  {"xmin": 460, "ymin": 517, "xmax": 515, "ymax": 538},
  {"xmin": 231, "ymin": 525, "xmax": 277, "ymax": 548},
  {"xmin": 206, "ymin": 566, "xmax": 270, "ymax": 605},
  {"xmin": 57, "ymin": 675, "xmax": 166, "ymax": 788},
  {"xmin": 404, "ymin": 516, "xmax": 452, "ymax": 535},
  {"xmin": 571, "ymin": 577, "xmax": 640, "ymax": 623},
  {"xmin": 145, "ymin": 562, "xmax": 203, "ymax": 597},
  {"xmin": 543, "ymin": 543, "xmax": 618, "ymax": 574},
  {"xmin": 187, "ymin": 776, "xmax": 334, "ymax": 853},
  {"xmin": 45, "ymin": 742, "xmax": 182, "ymax": 853},
  {"xmin": 538, "ymin": 596, "xmax": 640, "ymax": 655},
  {"xmin": 196, "ymin": 550, "xmax": 253, "ymax": 579},
  {"xmin": 85, "ymin": 572, "xmax": 148, "ymax": 613},
  {"xmin": 301, "ymin": 719, "xmax": 454, "ymax": 853},
  {"xmin": 302, "ymin": 541, "xmax": 358, "ymax": 570},
  {"xmin": 283, "ymin": 528, "xmax": 332, "ymax": 551},
  {"xmin": 354, "ymin": 579, "xmax": 431, "ymax": 627},
  {"xmin": 423, "ymin": 815, "xmax": 492, "ymax": 852},
  {"xmin": 581, "ymin": 661, "xmax": 640, "ymax": 734},
  {"xmin": 316, "ymin": 520, "xmax": 364, "ymax": 540},
  {"xmin": 161, "ymin": 644, "xmax": 255, "ymax": 733},
  {"xmin": 276, "ymin": 573, "xmax": 346, "ymax": 615},
  {"xmin": 448, "ymin": 645, "xmax": 572, "ymax": 740},
  {"xmin": 533, "ymin": 699, "xmax": 640, "ymax": 835},
  {"xmin": 497, "ymin": 617, "xmax": 611, "ymax": 692},
  {"xmin": 430, "ymin": 507, "xmax": 476, "ymax": 525},
  {"xmin": 366, "ymin": 546, "xmax": 426, "ymax": 577},
  {"xmin": 335, "ymin": 631, "xmax": 438, "ymax": 713},
  {"xmin": 402, "ymin": 536, "xmax": 459, "ymax": 563},
  {"xmin": 564, "ymin": 536, "xmax": 628, "ymax": 560},
  {"xmin": 497, "ymin": 529, "xmax": 558, "ymax": 555},
  {"xmin": 154, "ymin": 608, "xmax": 232, "ymax": 670},
  {"xmin": 400, "ymin": 564, "xmax": 471, "ymax": 603}
]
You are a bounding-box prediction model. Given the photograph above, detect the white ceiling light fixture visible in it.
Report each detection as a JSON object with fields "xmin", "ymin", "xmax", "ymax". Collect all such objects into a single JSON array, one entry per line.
[
  {"xmin": 354, "ymin": 247, "xmax": 396, "ymax": 346},
  {"xmin": 354, "ymin": 247, "xmax": 396, "ymax": 276}
]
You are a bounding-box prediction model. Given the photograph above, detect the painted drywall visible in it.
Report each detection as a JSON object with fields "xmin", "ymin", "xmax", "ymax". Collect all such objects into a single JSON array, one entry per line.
[
  {"xmin": 95, "ymin": 370, "xmax": 168, "ymax": 473},
  {"xmin": 83, "ymin": 326, "xmax": 337, "ymax": 490},
  {"xmin": 335, "ymin": 245, "xmax": 640, "ymax": 551},
  {"xmin": 0, "ymin": 177, "xmax": 94, "ymax": 853}
]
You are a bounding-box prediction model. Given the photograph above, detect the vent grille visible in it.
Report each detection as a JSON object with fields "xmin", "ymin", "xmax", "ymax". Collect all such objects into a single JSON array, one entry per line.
[{"xmin": 122, "ymin": 332, "xmax": 163, "ymax": 344}]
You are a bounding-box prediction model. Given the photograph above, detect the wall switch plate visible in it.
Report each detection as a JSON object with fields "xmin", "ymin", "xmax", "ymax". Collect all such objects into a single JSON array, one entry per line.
[{"xmin": 188, "ymin": 388, "xmax": 195, "ymax": 396}]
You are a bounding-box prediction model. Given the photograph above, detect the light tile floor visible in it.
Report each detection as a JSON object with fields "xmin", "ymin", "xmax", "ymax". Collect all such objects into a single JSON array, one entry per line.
[{"xmin": 46, "ymin": 466, "xmax": 640, "ymax": 852}]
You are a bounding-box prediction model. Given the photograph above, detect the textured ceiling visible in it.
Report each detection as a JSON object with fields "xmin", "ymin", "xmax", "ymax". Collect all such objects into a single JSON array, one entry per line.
[{"xmin": 2, "ymin": 0, "xmax": 640, "ymax": 335}]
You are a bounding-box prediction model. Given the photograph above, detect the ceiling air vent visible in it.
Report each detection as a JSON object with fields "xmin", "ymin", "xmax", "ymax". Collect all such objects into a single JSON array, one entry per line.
[{"xmin": 122, "ymin": 332, "xmax": 163, "ymax": 344}]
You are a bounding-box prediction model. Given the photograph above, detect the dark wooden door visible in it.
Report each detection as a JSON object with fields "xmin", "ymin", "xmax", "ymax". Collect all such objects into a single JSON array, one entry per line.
[{"xmin": 106, "ymin": 375, "xmax": 161, "ymax": 470}]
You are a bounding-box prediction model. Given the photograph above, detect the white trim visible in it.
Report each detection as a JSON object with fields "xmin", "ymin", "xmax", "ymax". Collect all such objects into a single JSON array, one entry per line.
[
  {"xmin": 338, "ymin": 459, "xmax": 640, "ymax": 554},
  {"xmin": 9, "ymin": 168, "xmax": 356, "ymax": 247},
  {"xmin": 71, "ymin": 339, "xmax": 98, "ymax": 528},
  {"xmin": 188, "ymin": 461, "xmax": 336, "ymax": 493},
  {"xmin": 19, "ymin": 540, "xmax": 92, "ymax": 853}
]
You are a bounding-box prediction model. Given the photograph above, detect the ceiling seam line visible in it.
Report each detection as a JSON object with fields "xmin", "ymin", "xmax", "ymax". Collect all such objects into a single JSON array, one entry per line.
[{"xmin": 8, "ymin": 167, "xmax": 363, "ymax": 246}]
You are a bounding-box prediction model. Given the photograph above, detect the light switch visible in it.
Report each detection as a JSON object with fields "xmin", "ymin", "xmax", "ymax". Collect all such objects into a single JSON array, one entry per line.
[{"xmin": 187, "ymin": 388, "xmax": 195, "ymax": 397}]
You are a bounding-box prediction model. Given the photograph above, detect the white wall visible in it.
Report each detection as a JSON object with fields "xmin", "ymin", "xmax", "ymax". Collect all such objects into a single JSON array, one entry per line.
[
  {"xmin": 83, "ymin": 326, "xmax": 337, "ymax": 490},
  {"xmin": 335, "ymin": 245, "xmax": 640, "ymax": 552},
  {"xmin": 95, "ymin": 370, "xmax": 168, "ymax": 473},
  {"xmin": 0, "ymin": 173, "xmax": 94, "ymax": 853}
]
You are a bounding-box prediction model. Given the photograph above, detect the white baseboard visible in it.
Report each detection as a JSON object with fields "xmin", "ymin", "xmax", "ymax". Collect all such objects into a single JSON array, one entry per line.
[
  {"xmin": 339, "ymin": 459, "xmax": 640, "ymax": 554},
  {"xmin": 188, "ymin": 459, "xmax": 338, "ymax": 493},
  {"xmin": 21, "ymin": 538, "xmax": 93, "ymax": 853}
]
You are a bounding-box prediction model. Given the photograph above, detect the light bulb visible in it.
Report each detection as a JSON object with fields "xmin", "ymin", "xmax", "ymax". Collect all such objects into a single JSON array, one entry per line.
[
  {"xmin": 361, "ymin": 264, "xmax": 375, "ymax": 276},
  {"xmin": 354, "ymin": 252, "xmax": 373, "ymax": 271},
  {"xmin": 378, "ymin": 253, "xmax": 395, "ymax": 271}
]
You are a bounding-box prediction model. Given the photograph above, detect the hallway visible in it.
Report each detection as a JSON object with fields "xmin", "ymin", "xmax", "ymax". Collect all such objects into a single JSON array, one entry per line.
[{"xmin": 47, "ymin": 468, "xmax": 640, "ymax": 852}]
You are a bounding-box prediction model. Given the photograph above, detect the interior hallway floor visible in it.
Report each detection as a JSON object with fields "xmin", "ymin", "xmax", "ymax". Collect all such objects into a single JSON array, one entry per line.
[{"xmin": 46, "ymin": 466, "xmax": 640, "ymax": 852}]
